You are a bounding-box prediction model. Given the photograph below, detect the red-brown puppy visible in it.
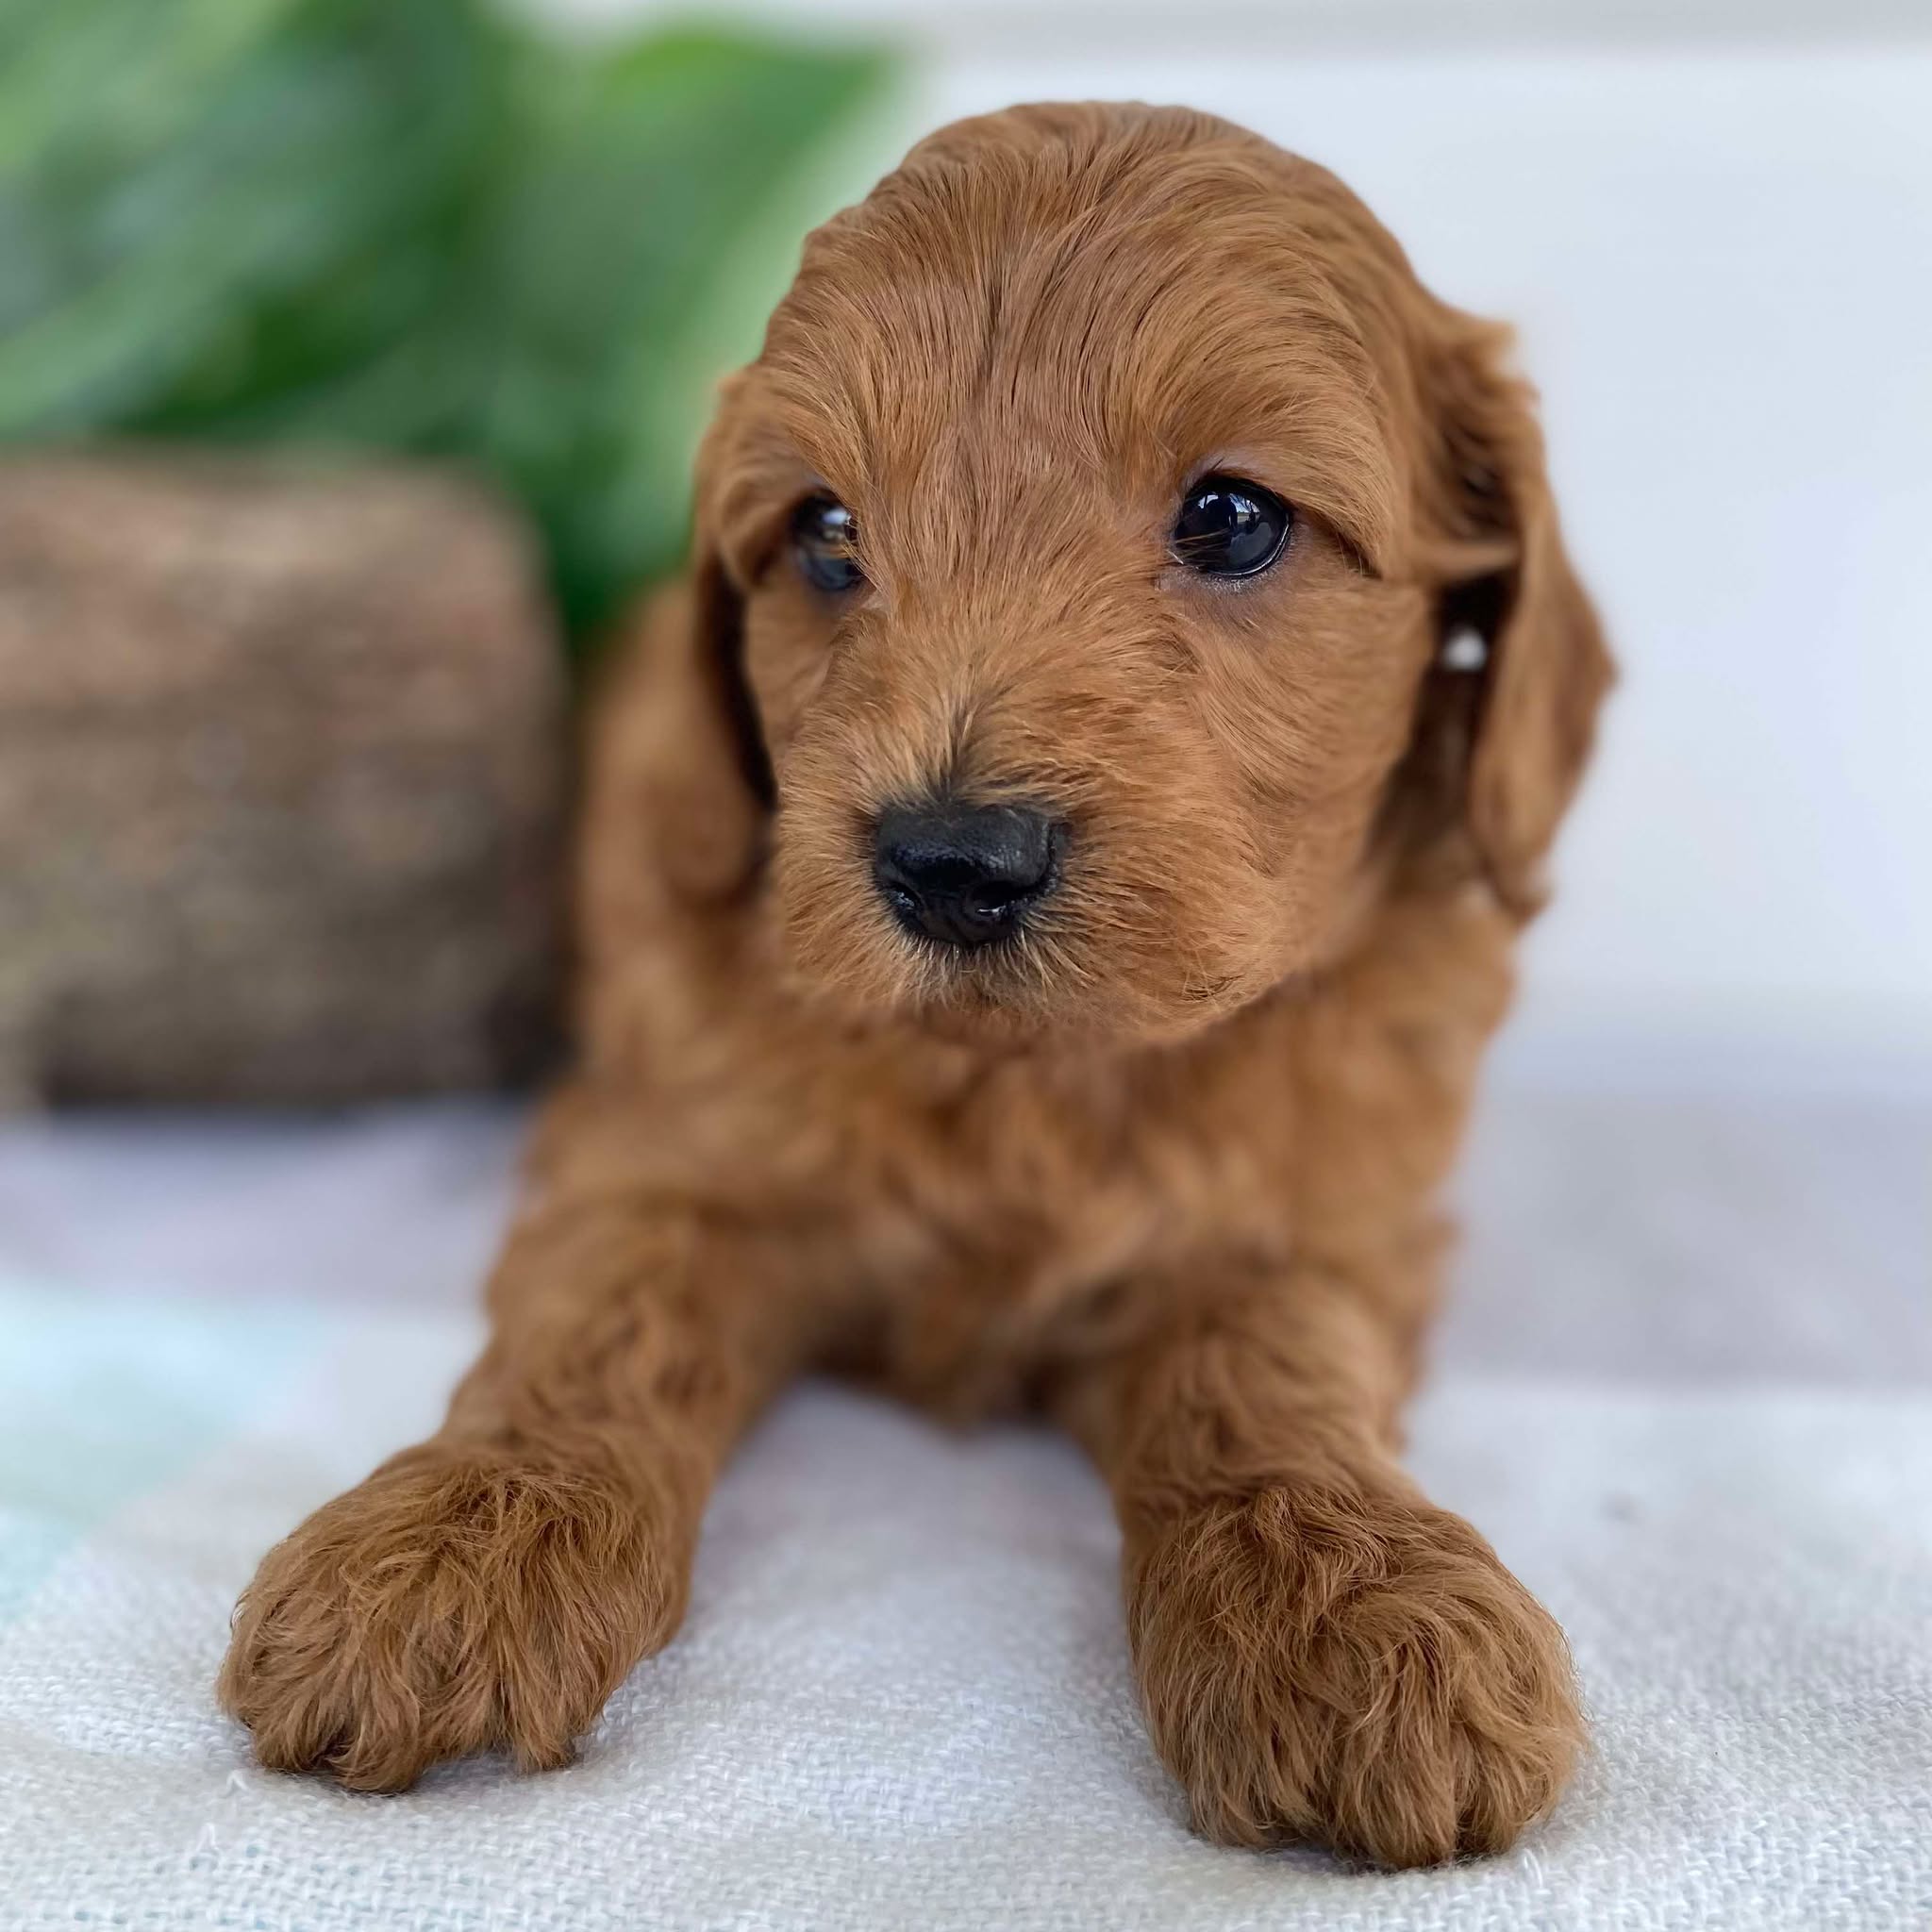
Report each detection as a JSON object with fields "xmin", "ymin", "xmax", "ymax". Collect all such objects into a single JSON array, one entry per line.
[{"xmin": 221, "ymin": 102, "xmax": 1611, "ymax": 1869}]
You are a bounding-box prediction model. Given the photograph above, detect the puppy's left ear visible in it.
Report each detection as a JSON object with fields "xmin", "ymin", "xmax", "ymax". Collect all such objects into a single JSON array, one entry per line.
[{"xmin": 1420, "ymin": 314, "xmax": 1614, "ymax": 916}]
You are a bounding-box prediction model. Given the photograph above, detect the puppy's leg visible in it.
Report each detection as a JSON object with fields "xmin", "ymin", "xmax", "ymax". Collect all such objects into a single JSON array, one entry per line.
[
  {"xmin": 1058, "ymin": 1268, "xmax": 1583, "ymax": 1868},
  {"xmin": 220, "ymin": 1194, "xmax": 813, "ymax": 1790}
]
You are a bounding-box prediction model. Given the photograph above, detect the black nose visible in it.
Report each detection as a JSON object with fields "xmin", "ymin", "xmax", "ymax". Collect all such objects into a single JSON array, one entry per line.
[{"xmin": 873, "ymin": 801, "xmax": 1062, "ymax": 949}]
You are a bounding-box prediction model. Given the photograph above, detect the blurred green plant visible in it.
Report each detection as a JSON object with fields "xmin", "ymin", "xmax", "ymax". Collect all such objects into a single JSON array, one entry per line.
[{"xmin": 0, "ymin": 0, "xmax": 895, "ymax": 648}]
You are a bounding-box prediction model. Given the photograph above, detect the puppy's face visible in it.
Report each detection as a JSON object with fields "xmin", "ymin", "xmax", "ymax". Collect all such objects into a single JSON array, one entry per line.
[{"xmin": 691, "ymin": 106, "xmax": 1606, "ymax": 1047}]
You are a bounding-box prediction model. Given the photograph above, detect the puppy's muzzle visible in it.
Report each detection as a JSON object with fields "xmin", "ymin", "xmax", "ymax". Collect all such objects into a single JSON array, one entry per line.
[{"xmin": 873, "ymin": 801, "xmax": 1063, "ymax": 949}]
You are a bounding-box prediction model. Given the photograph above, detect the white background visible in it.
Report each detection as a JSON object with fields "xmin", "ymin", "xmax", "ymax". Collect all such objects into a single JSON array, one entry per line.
[{"xmin": 536, "ymin": 1, "xmax": 1932, "ymax": 1086}]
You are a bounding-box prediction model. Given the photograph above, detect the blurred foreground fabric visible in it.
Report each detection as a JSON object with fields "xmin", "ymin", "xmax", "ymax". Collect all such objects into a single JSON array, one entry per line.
[{"xmin": 1, "ymin": 1088, "xmax": 1928, "ymax": 1930}]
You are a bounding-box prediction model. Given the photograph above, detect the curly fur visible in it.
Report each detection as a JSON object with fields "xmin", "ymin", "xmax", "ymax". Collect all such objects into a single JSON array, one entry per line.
[{"xmin": 220, "ymin": 102, "xmax": 1611, "ymax": 1868}]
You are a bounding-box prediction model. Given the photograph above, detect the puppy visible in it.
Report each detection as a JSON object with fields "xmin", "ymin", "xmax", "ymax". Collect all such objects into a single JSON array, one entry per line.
[{"xmin": 221, "ymin": 103, "xmax": 1611, "ymax": 1869}]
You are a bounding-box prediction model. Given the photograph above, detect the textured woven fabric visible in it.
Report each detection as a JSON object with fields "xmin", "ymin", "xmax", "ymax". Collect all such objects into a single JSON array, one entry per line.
[{"xmin": 3, "ymin": 1285, "xmax": 1928, "ymax": 1932}]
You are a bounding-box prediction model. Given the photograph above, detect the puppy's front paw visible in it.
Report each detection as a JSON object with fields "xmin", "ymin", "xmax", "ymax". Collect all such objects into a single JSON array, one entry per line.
[
  {"xmin": 219, "ymin": 1447, "xmax": 684, "ymax": 1790},
  {"xmin": 1128, "ymin": 1485, "xmax": 1583, "ymax": 1867}
]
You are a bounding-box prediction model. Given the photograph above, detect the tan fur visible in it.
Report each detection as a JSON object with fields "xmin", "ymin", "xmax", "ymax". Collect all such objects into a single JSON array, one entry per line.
[{"xmin": 220, "ymin": 103, "xmax": 1612, "ymax": 1868}]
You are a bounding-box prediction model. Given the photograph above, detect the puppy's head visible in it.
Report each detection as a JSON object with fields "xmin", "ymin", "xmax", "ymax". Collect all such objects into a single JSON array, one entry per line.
[{"xmin": 676, "ymin": 104, "xmax": 1609, "ymax": 1046}]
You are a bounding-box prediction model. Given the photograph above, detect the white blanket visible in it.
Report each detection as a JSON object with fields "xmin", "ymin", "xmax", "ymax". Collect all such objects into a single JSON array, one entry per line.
[{"xmin": 3, "ymin": 1279, "xmax": 1928, "ymax": 1932}]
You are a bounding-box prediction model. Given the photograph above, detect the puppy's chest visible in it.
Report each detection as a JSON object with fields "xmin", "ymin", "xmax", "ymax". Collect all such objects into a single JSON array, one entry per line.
[{"xmin": 835, "ymin": 1040, "xmax": 1300, "ymax": 1407}]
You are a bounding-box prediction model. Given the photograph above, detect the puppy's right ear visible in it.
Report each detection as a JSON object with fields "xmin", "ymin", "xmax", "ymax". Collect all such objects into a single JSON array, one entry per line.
[
  {"xmin": 583, "ymin": 396, "xmax": 774, "ymax": 914},
  {"xmin": 1415, "ymin": 311, "xmax": 1612, "ymax": 917}
]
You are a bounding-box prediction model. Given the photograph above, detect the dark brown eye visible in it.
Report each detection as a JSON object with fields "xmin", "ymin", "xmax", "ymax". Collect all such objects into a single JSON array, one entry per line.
[
  {"xmin": 791, "ymin": 493, "xmax": 864, "ymax": 593},
  {"xmin": 1171, "ymin": 475, "xmax": 1292, "ymax": 578}
]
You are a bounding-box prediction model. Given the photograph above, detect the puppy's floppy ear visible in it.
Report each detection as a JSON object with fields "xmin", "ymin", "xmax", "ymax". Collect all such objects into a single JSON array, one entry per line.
[
  {"xmin": 1420, "ymin": 314, "xmax": 1613, "ymax": 916},
  {"xmin": 687, "ymin": 535, "xmax": 777, "ymax": 824},
  {"xmin": 585, "ymin": 398, "xmax": 774, "ymax": 912}
]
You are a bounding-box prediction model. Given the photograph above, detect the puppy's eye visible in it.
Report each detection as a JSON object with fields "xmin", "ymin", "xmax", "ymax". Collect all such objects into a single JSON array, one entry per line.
[
  {"xmin": 1171, "ymin": 475, "xmax": 1292, "ymax": 578},
  {"xmin": 791, "ymin": 493, "xmax": 864, "ymax": 594}
]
